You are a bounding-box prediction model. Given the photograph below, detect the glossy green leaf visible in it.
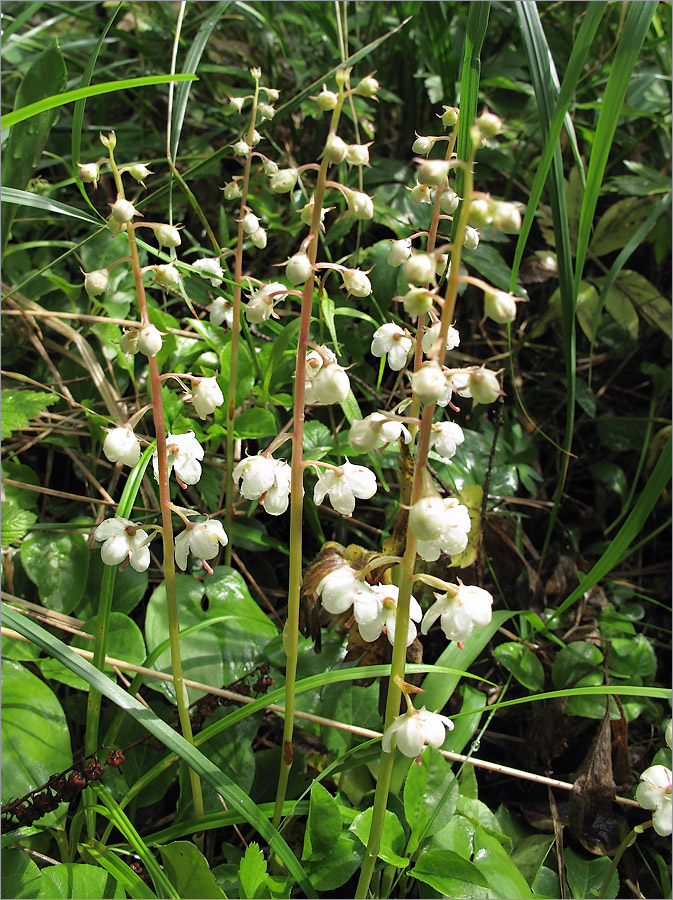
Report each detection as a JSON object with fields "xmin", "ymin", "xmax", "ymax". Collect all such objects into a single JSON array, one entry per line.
[
  {"xmin": 233, "ymin": 407, "xmax": 277, "ymax": 439},
  {"xmin": 38, "ymin": 863, "xmax": 108, "ymax": 900},
  {"xmin": 307, "ymin": 832, "xmax": 363, "ymax": 891},
  {"xmin": 159, "ymin": 841, "xmax": 227, "ymax": 900},
  {"xmin": 565, "ymin": 847, "xmax": 619, "ymax": 900},
  {"xmin": 492, "ymin": 642, "xmax": 545, "ymax": 691},
  {"xmin": 1, "ymin": 501, "xmax": 37, "ymax": 547},
  {"xmin": 409, "ymin": 848, "xmax": 489, "ymax": 894},
  {"xmin": 237, "ymin": 842, "xmax": 266, "ymax": 900},
  {"xmin": 551, "ymin": 641, "xmax": 603, "ymax": 689},
  {"xmin": 404, "ymin": 747, "xmax": 459, "ymax": 855},
  {"xmin": 472, "ymin": 825, "xmax": 536, "ymax": 899},
  {"xmin": 1, "ymin": 848, "xmax": 42, "ymax": 900},
  {"xmin": 74, "ymin": 612, "xmax": 146, "ymax": 669},
  {"xmin": 302, "ymin": 781, "xmax": 342, "ymax": 861},
  {"xmin": 20, "ymin": 530, "xmax": 89, "ymax": 615},
  {"xmin": 1, "ymin": 389, "xmax": 57, "ymax": 439},
  {"xmin": 350, "ymin": 807, "xmax": 408, "ymax": 867}
]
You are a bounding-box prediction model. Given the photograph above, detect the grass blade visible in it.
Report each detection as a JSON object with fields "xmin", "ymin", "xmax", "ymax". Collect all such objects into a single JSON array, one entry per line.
[
  {"xmin": 84, "ymin": 840, "xmax": 158, "ymax": 900},
  {"xmin": 1, "ymin": 187, "xmax": 103, "ymax": 224}
]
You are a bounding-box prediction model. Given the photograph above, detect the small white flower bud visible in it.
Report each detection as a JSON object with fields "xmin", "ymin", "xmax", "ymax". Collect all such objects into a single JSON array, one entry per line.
[
  {"xmin": 355, "ymin": 76, "xmax": 379, "ymax": 97},
  {"xmin": 262, "ymin": 86, "xmax": 280, "ymax": 101},
  {"xmin": 99, "ymin": 131, "xmax": 116, "ymax": 150},
  {"xmin": 263, "ymin": 159, "xmax": 279, "ymax": 175},
  {"xmin": 401, "ymin": 288, "xmax": 435, "ymax": 317},
  {"xmin": 388, "ymin": 238, "xmax": 413, "ymax": 268},
  {"xmin": 412, "ymin": 135, "xmax": 436, "ymax": 155},
  {"xmin": 342, "ymin": 268, "xmax": 372, "ymax": 298},
  {"xmin": 463, "ymin": 226, "xmax": 480, "ymax": 250},
  {"xmin": 137, "ymin": 324, "xmax": 163, "ymax": 357},
  {"xmin": 223, "ymin": 180, "xmax": 242, "ymax": 200},
  {"xmin": 410, "ymin": 182, "xmax": 433, "ymax": 204},
  {"xmin": 316, "ymin": 88, "xmax": 338, "ymax": 110},
  {"xmin": 491, "ymin": 201, "xmax": 522, "ymax": 233},
  {"xmin": 128, "ymin": 164, "xmax": 152, "ymax": 183},
  {"xmin": 417, "ymin": 159, "xmax": 451, "ymax": 187},
  {"xmin": 469, "ymin": 369, "xmax": 501, "ymax": 404},
  {"xmin": 285, "ymin": 252, "xmax": 313, "ymax": 285},
  {"xmin": 103, "ymin": 426, "xmax": 141, "ymax": 467},
  {"xmin": 241, "ymin": 212, "xmax": 260, "ymax": 234},
  {"xmin": 154, "ymin": 223, "xmax": 181, "ymax": 248},
  {"xmin": 78, "ymin": 163, "xmax": 100, "ymax": 185},
  {"xmin": 250, "ymin": 227, "xmax": 267, "ymax": 249},
  {"xmin": 312, "ymin": 363, "xmax": 351, "ymax": 404},
  {"xmin": 346, "ymin": 143, "xmax": 370, "ymax": 166},
  {"xmin": 346, "ymin": 190, "xmax": 374, "ymax": 220},
  {"xmin": 226, "ymin": 96, "xmax": 245, "ymax": 113},
  {"xmin": 120, "ymin": 330, "xmax": 139, "ymax": 355},
  {"xmin": 324, "ymin": 134, "xmax": 348, "ymax": 164},
  {"xmin": 233, "ymin": 140, "xmax": 250, "ymax": 157},
  {"xmin": 110, "ymin": 197, "xmax": 138, "ymax": 223},
  {"xmin": 411, "ymin": 362, "xmax": 447, "ymax": 402},
  {"xmin": 84, "ymin": 268, "xmax": 110, "ymax": 297},
  {"xmin": 438, "ymin": 188, "xmax": 460, "ymax": 215},
  {"xmin": 154, "ymin": 264, "xmax": 180, "ymax": 288},
  {"xmin": 441, "ymin": 106, "xmax": 459, "ymax": 127},
  {"xmin": 476, "ymin": 110, "xmax": 502, "ymax": 138},
  {"xmin": 192, "ymin": 376, "xmax": 224, "ymax": 419},
  {"xmin": 245, "ymin": 293, "xmax": 274, "ymax": 324},
  {"xmin": 483, "ymin": 289, "xmax": 518, "ymax": 324},
  {"xmin": 257, "ymin": 103, "xmax": 275, "ymax": 122},
  {"xmin": 300, "ymin": 198, "xmax": 329, "ymax": 228},
  {"xmin": 468, "ymin": 197, "xmax": 493, "ymax": 227},
  {"xmin": 269, "ymin": 168, "xmax": 298, "ymax": 193},
  {"xmin": 403, "ymin": 253, "xmax": 436, "ymax": 287},
  {"xmin": 250, "ymin": 129, "xmax": 262, "ymax": 146},
  {"xmin": 409, "ymin": 496, "xmax": 450, "ymax": 541}
]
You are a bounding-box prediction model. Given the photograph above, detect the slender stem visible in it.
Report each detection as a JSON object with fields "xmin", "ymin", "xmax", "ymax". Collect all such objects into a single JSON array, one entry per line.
[
  {"xmin": 272, "ymin": 90, "xmax": 346, "ymax": 829},
  {"xmin": 224, "ymin": 73, "xmax": 261, "ymax": 566}
]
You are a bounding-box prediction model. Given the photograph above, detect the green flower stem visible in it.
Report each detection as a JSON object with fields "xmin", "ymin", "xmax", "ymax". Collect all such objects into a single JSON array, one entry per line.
[
  {"xmin": 272, "ymin": 87, "xmax": 346, "ymax": 829},
  {"xmin": 598, "ymin": 821, "xmax": 651, "ymax": 899},
  {"xmin": 224, "ymin": 72, "xmax": 262, "ymax": 566}
]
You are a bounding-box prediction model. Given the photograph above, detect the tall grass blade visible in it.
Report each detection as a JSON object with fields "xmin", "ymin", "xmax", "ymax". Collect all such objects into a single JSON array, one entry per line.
[
  {"xmin": 1, "ymin": 187, "xmax": 104, "ymax": 225},
  {"xmin": 84, "ymin": 840, "xmax": 158, "ymax": 900}
]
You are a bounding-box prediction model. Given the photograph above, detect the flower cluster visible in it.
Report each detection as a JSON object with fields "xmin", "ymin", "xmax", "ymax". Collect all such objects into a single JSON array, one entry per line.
[
  {"xmin": 233, "ymin": 455, "xmax": 292, "ymax": 516},
  {"xmin": 304, "ymin": 347, "xmax": 350, "ymax": 406},
  {"xmin": 408, "ymin": 495, "xmax": 472, "ymax": 561},
  {"xmin": 313, "ymin": 462, "xmax": 377, "ymax": 516}
]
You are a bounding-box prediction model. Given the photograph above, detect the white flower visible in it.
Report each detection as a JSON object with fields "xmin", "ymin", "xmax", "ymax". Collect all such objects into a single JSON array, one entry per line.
[
  {"xmin": 245, "ymin": 281, "xmax": 288, "ymax": 324},
  {"xmin": 241, "ymin": 212, "xmax": 261, "ymax": 235},
  {"xmin": 357, "ymin": 583, "xmax": 422, "ymax": 647},
  {"xmin": 233, "ymin": 455, "xmax": 292, "ymax": 515},
  {"xmin": 371, "ymin": 324, "xmax": 414, "ymax": 372},
  {"xmin": 316, "ymin": 565, "xmax": 377, "ymax": 616},
  {"xmin": 210, "ymin": 296, "xmax": 234, "ymax": 328},
  {"xmin": 636, "ymin": 765, "xmax": 672, "ymax": 837},
  {"xmin": 382, "ymin": 706, "xmax": 454, "ymax": 757},
  {"xmin": 349, "ymin": 413, "xmax": 412, "ymax": 452},
  {"xmin": 154, "ymin": 264, "xmax": 180, "ymax": 288},
  {"xmin": 469, "ymin": 368, "xmax": 502, "ymax": 405},
  {"xmin": 304, "ymin": 347, "xmax": 350, "ymax": 405},
  {"xmin": 313, "ymin": 462, "xmax": 377, "ymax": 516},
  {"xmin": 428, "ymin": 421, "xmax": 465, "ymax": 460},
  {"xmin": 415, "ymin": 498, "xmax": 472, "ymax": 561},
  {"xmin": 409, "ymin": 496, "xmax": 452, "ymax": 541},
  {"xmin": 154, "ymin": 431, "xmax": 204, "ymax": 486},
  {"xmin": 192, "ymin": 257, "xmax": 224, "ymax": 286},
  {"xmin": 192, "ymin": 376, "xmax": 224, "ymax": 419},
  {"xmin": 411, "ymin": 363, "xmax": 448, "ymax": 403},
  {"xmin": 438, "ymin": 189, "xmax": 460, "ymax": 215},
  {"xmin": 447, "ymin": 370, "xmax": 473, "ymax": 398},
  {"xmin": 155, "ymin": 223, "xmax": 181, "ymax": 248},
  {"xmin": 175, "ymin": 519, "xmax": 228, "ymax": 571},
  {"xmin": 422, "ymin": 322, "xmax": 460, "ymax": 355},
  {"xmin": 403, "ymin": 253, "xmax": 437, "ymax": 287},
  {"xmin": 421, "ymin": 583, "xmax": 493, "ymax": 644},
  {"xmin": 137, "ymin": 324, "xmax": 163, "ymax": 357},
  {"xmin": 103, "ymin": 426, "xmax": 141, "ymax": 467},
  {"xmin": 341, "ymin": 268, "xmax": 372, "ymax": 298},
  {"xmin": 285, "ymin": 252, "xmax": 313, "ymax": 285},
  {"xmin": 94, "ymin": 517, "xmax": 151, "ymax": 572}
]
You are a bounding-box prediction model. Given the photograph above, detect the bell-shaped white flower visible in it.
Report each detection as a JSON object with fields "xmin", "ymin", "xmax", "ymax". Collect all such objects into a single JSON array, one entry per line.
[
  {"xmin": 422, "ymin": 322, "xmax": 460, "ymax": 356},
  {"xmin": 285, "ymin": 252, "xmax": 313, "ymax": 286},
  {"xmin": 313, "ymin": 462, "xmax": 377, "ymax": 516},
  {"xmin": 388, "ymin": 238, "xmax": 413, "ymax": 268},
  {"xmin": 304, "ymin": 347, "xmax": 349, "ymax": 406},
  {"xmin": 155, "ymin": 223, "xmax": 181, "ymax": 248},
  {"xmin": 483, "ymin": 289, "xmax": 519, "ymax": 325},
  {"xmin": 411, "ymin": 362, "xmax": 448, "ymax": 403},
  {"xmin": 428, "ymin": 421, "xmax": 465, "ymax": 461},
  {"xmin": 636, "ymin": 765, "xmax": 672, "ymax": 837},
  {"xmin": 341, "ymin": 268, "xmax": 372, "ymax": 298},
  {"xmin": 175, "ymin": 519, "xmax": 228, "ymax": 571},
  {"xmin": 103, "ymin": 426, "xmax": 141, "ymax": 467},
  {"xmin": 137, "ymin": 324, "xmax": 163, "ymax": 357},
  {"xmin": 469, "ymin": 368, "xmax": 502, "ymax": 405},
  {"xmin": 84, "ymin": 268, "xmax": 110, "ymax": 297},
  {"xmin": 382, "ymin": 706, "xmax": 454, "ymax": 757},
  {"xmin": 245, "ymin": 281, "xmax": 288, "ymax": 325},
  {"xmin": 415, "ymin": 498, "xmax": 472, "ymax": 562},
  {"xmin": 357, "ymin": 583, "xmax": 422, "ymax": 647},
  {"xmin": 409, "ymin": 496, "xmax": 451, "ymax": 542},
  {"xmin": 316, "ymin": 565, "xmax": 377, "ymax": 616},
  {"xmin": 191, "ymin": 376, "xmax": 224, "ymax": 419},
  {"xmin": 154, "ymin": 431, "xmax": 204, "ymax": 487},
  {"xmin": 421, "ymin": 583, "xmax": 493, "ymax": 644},
  {"xmin": 233, "ymin": 455, "xmax": 292, "ymax": 515},
  {"xmin": 192, "ymin": 257, "xmax": 224, "ymax": 286},
  {"xmin": 371, "ymin": 324, "xmax": 414, "ymax": 372},
  {"xmin": 210, "ymin": 296, "xmax": 234, "ymax": 328},
  {"xmin": 403, "ymin": 253, "xmax": 437, "ymax": 287},
  {"xmin": 94, "ymin": 516, "xmax": 151, "ymax": 572},
  {"xmin": 349, "ymin": 413, "xmax": 412, "ymax": 452},
  {"xmin": 345, "ymin": 189, "xmax": 374, "ymax": 220}
]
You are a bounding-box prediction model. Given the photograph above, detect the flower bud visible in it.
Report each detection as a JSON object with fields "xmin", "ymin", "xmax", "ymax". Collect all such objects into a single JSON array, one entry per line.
[
  {"xmin": 463, "ymin": 226, "xmax": 480, "ymax": 250},
  {"xmin": 78, "ymin": 163, "xmax": 100, "ymax": 186},
  {"xmin": 154, "ymin": 223, "xmax": 181, "ymax": 248},
  {"xmin": 154, "ymin": 264, "xmax": 181, "ymax": 288},
  {"xmin": 120, "ymin": 330, "xmax": 139, "ymax": 355},
  {"xmin": 250, "ymin": 129, "xmax": 262, "ymax": 146},
  {"xmin": 403, "ymin": 253, "xmax": 436, "ymax": 287},
  {"xmin": 263, "ymin": 159, "xmax": 279, "ymax": 175},
  {"xmin": 233, "ymin": 140, "xmax": 250, "ymax": 157},
  {"xmin": 128, "ymin": 163, "xmax": 152, "ymax": 183},
  {"xmin": 103, "ymin": 426, "xmax": 141, "ymax": 467},
  {"xmin": 99, "ymin": 131, "xmax": 116, "ymax": 150},
  {"xmin": 300, "ymin": 198, "xmax": 329, "ymax": 228},
  {"xmin": 250, "ymin": 227, "xmax": 267, "ymax": 249},
  {"xmin": 412, "ymin": 135, "xmax": 436, "ymax": 155},
  {"xmin": 241, "ymin": 212, "xmax": 261, "ymax": 235},
  {"xmin": 342, "ymin": 268, "xmax": 372, "ymax": 298},
  {"xmin": 84, "ymin": 268, "xmax": 110, "ymax": 297},
  {"xmin": 483, "ymin": 289, "xmax": 518, "ymax": 324},
  {"xmin": 324, "ymin": 134, "xmax": 348, "ymax": 164},
  {"xmin": 401, "ymin": 288, "xmax": 435, "ymax": 317},
  {"xmin": 346, "ymin": 190, "xmax": 374, "ymax": 220},
  {"xmin": 476, "ymin": 110, "xmax": 502, "ymax": 138},
  {"xmin": 262, "ymin": 86, "xmax": 280, "ymax": 101},
  {"xmin": 469, "ymin": 369, "xmax": 501, "ymax": 405},
  {"xmin": 269, "ymin": 168, "xmax": 298, "ymax": 193},
  {"xmin": 409, "ymin": 496, "xmax": 449, "ymax": 541},
  {"xmin": 312, "ymin": 363, "xmax": 350, "ymax": 404},
  {"xmin": 411, "ymin": 362, "xmax": 447, "ymax": 402},
  {"xmin": 388, "ymin": 238, "xmax": 413, "ymax": 268},
  {"xmin": 137, "ymin": 324, "xmax": 163, "ymax": 357},
  {"xmin": 223, "ymin": 180, "xmax": 242, "ymax": 200},
  {"xmin": 192, "ymin": 376, "xmax": 224, "ymax": 419},
  {"xmin": 285, "ymin": 252, "xmax": 313, "ymax": 285},
  {"xmin": 226, "ymin": 96, "xmax": 245, "ymax": 113},
  {"xmin": 316, "ymin": 88, "xmax": 338, "ymax": 110},
  {"xmin": 417, "ymin": 159, "xmax": 451, "ymax": 187},
  {"xmin": 468, "ymin": 197, "xmax": 493, "ymax": 227},
  {"xmin": 110, "ymin": 197, "xmax": 138, "ymax": 223},
  {"xmin": 346, "ymin": 143, "xmax": 370, "ymax": 166},
  {"xmin": 441, "ymin": 106, "xmax": 459, "ymax": 127},
  {"xmin": 257, "ymin": 103, "xmax": 275, "ymax": 122},
  {"xmin": 438, "ymin": 188, "xmax": 460, "ymax": 215},
  {"xmin": 491, "ymin": 201, "xmax": 522, "ymax": 233},
  {"xmin": 409, "ymin": 182, "xmax": 432, "ymax": 204},
  {"xmin": 355, "ymin": 76, "xmax": 379, "ymax": 97}
]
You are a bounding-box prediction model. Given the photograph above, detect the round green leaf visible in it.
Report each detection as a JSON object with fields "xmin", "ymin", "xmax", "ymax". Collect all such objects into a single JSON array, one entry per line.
[
  {"xmin": 20, "ymin": 530, "xmax": 89, "ymax": 615},
  {"xmin": 493, "ymin": 642, "xmax": 545, "ymax": 691},
  {"xmin": 551, "ymin": 641, "xmax": 603, "ymax": 690}
]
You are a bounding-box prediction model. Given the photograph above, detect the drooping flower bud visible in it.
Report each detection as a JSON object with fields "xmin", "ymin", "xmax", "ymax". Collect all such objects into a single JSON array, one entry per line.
[
  {"xmin": 78, "ymin": 163, "xmax": 100, "ymax": 186},
  {"xmin": 468, "ymin": 197, "xmax": 493, "ymax": 227},
  {"xmin": 441, "ymin": 106, "xmax": 459, "ymax": 127},
  {"xmin": 346, "ymin": 143, "xmax": 371, "ymax": 166},
  {"xmin": 409, "ymin": 496, "xmax": 451, "ymax": 541},
  {"xmin": 269, "ymin": 168, "xmax": 298, "ymax": 193},
  {"xmin": 110, "ymin": 197, "xmax": 138, "ymax": 223},
  {"xmin": 285, "ymin": 252, "xmax": 313, "ymax": 285},
  {"xmin": 137, "ymin": 323, "xmax": 163, "ymax": 357},
  {"xmin": 355, "ymin": 76, "xmax": 380, "ymax": 97},
  {"xmin": 438, "ymin": 188, "xmax": 460, "ymax": 215},
  {"xmin": 84, "ymin": 268, "xmax": 110, "ymax": 297},
  {"xmin": 99, "ymin": 131, "xmax": 116, "ymax": 150},
  {"xmin": 120, "ymin": 330, "xmax": 139, "ymax": 356},
  {"xmin": 469, "ymin": 368, "xmax": 502, "ymax": 404},
  {"xmin": 462, "ymin": 226, "xmax": 480, "ymax": 250},
  {"xmin": 412, "ymin": 135, "xmax": 436, "ymax": 155},
  {"xmin": 103, "ymin": 426, "xmax": 142, "ymax": 467},
  {"xmin": 263, "ymin": 159, "xmax": 279, "ymax": 175},
  {"xmin": 257, "ymin": 103, "xmax": 275, "ymax": 122},
  {"xmin": 192, "ymin": 257, "xmax": 224, "ymax": 286},
  {"xmin": 475, "ymin": 110, "xmax": 502, "ymax": 138},
  {"xmin": 154, "ymin": 264, "xmax": 180, "ymax": 288},
  {"xmin": 410, "ymin": 362, "xmax": 447, "ymax": 403},
  {"xmin": 250, "ymin": 227, "xmax": 267, "ymax": 249},
  {"xmin": 316, "ymin": 88, "xmax": 338, "ymax": 111},
  {"xmin": 417, "ymin": 159, "xmax": 451, "ymax": 187},
  {"xmin": 324, "ymin": 134, "xmax": 348, "ymax": 164},
  {"xmin": 491, "ymin": 201, "xmax": 522, "ymax": 233},
  {"xmin": 233, "ymin": 140, "xmax": 250, "ymax": 157},
  {"xmin": 154, "ymin": 223, "xmax": 181, "ymax": 248},
  {"xmin": 209, "ymin": 296, "xmax": 233, "ymax": 328},
  {"xmin": 401, "ymin": 288, "xmax": 436, "ymax": 317},
  {"xmin": 250, "ymin": 129, "xmax": 262, "ymax": 146},
  {"xmin": 409, "ymin": 182, "xmax": 433, "ymax": 204},
  {"xmin": 226, "ymin": 96, "xmax": 245, "ymax": 113},
  {"xmin": 128, "ymin": 164, "xmax": 152, "ymax": 184},
  {"xmin": 403, "ymin": 253, "xmax": 437, "ymax": 287},
  {"xmin": 191, "ymin": 376, "xmax": 224, "ymax": 419},
  {"xmin": 241, "ymin": 212, "xmax": 260, "ymax": 235},
  {"xmin": 311, "ymin": 362, "xmax": 351, "ymax": 405},
  {"xmin": 483, "ymin": 289, "xmax": 518, "ymax": 324},
  {"xmin": 388, "ymin": 238, "xmax": 413, "ymax": 268},
  {"xmin": 341, "ymin": 268, "xmax": 372, "ymax": 298},
  {"xmin": 345, "ymin": 189, "xmax": 374, "ymax": 220}
]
